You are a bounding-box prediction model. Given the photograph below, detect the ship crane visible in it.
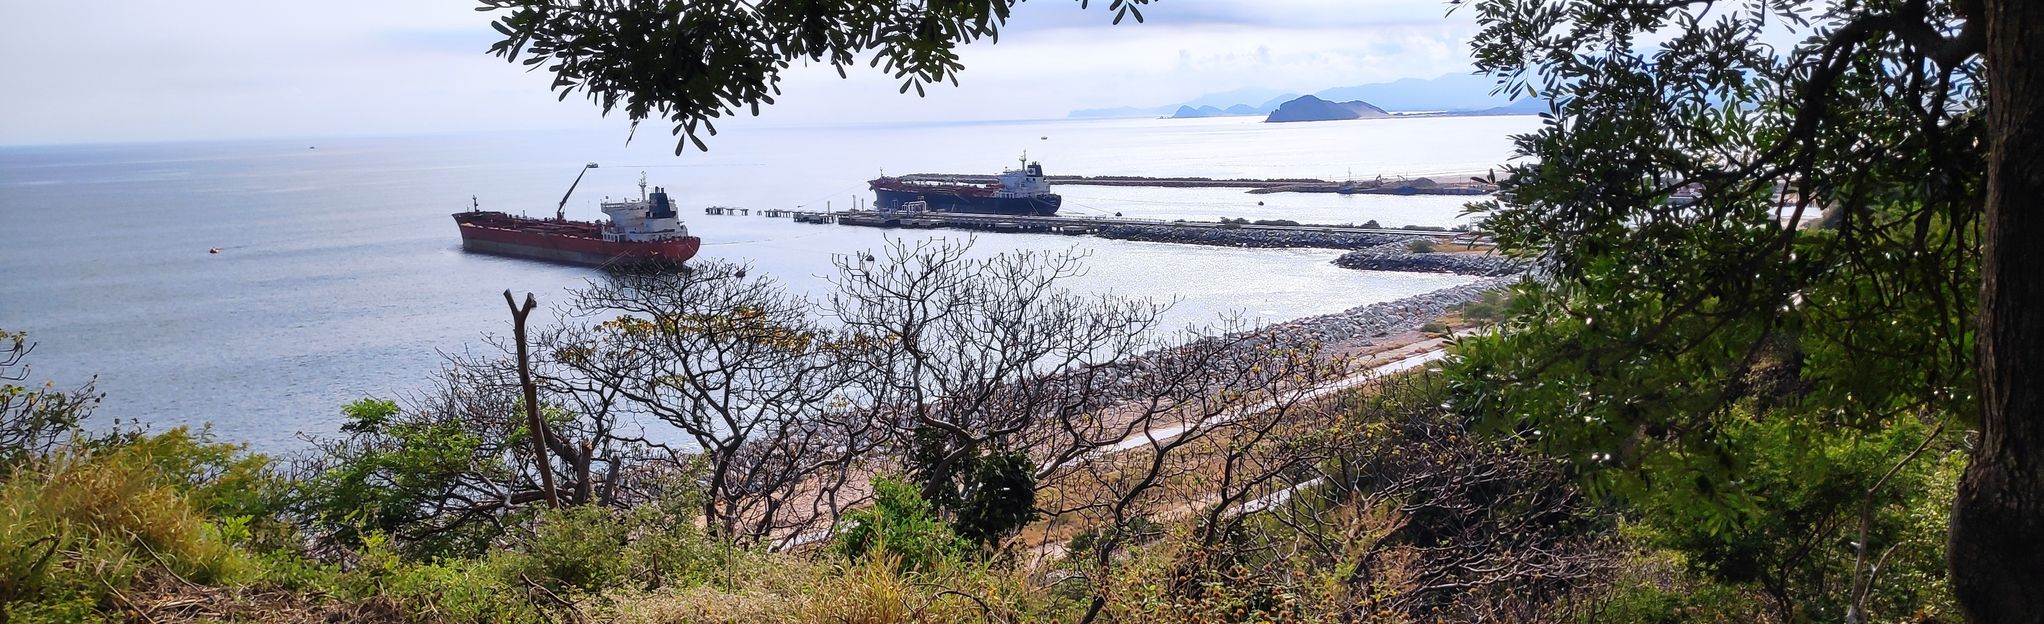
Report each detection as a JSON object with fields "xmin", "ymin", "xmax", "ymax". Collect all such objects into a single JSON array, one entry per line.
[{"xmin": 557, "ymin": 162, "xmax": 600, "ymax": 220}]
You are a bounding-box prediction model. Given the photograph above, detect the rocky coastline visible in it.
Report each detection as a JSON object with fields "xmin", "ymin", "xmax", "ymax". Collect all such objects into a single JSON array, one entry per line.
[{"xmin": 1278, "ymin": 277, "xmax": 1517, "ymax": 348}]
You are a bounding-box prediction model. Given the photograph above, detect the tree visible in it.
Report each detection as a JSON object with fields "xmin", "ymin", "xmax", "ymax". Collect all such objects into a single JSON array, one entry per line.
[
  {"xmin": 1447, "ymin": 0, "xmax": 2040, "ymax": 621},
  {"xmin": 479, "ymin": 0, "xmax": 1156, "ymax": 154},
  {"xmin": 827, "ymin": 238, "xmax": 1180, "ymax": 556},
  {"xmin": 541, "ymin": 261, "xmax": 875, "ymax": 542}
]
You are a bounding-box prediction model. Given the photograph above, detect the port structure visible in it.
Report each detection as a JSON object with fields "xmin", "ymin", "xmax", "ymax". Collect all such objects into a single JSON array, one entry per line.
[{"xmin": 787, "ymin": 209, "xmax": 1464, "ymax": 245}]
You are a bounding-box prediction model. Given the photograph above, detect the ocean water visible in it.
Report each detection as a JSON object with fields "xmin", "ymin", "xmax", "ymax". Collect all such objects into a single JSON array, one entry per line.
[{"xmin": 0, "ymin": 114, "xmax": 1535, "ymax": 450}]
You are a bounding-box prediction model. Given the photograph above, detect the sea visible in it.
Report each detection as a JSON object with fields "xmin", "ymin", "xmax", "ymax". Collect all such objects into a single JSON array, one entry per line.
[{"xmin": 0, "ymin": 114, "xmax": 1539, "ymax": 451}]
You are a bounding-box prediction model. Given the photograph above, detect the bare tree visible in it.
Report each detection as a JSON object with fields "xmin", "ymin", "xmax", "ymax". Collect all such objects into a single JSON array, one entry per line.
[
  {"xmin": 1028, "ymin": 325, "xmax": 1349, "ymax": 624},
  {"xmin": 540, "ymin": 262, "xmax": 877, "ymax": 542},
  {"xmin": 825, "ymin": 239, "xmax": 1170, "ymax": 523}
]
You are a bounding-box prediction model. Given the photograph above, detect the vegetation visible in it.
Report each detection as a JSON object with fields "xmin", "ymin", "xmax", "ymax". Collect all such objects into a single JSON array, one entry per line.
[
  {"xmin": 8, "ymin": 0, "xmax": 2031, "ymax": 619},
  {"xmin": 0, "ymin": 228, "xmax": 1969, "ymax": 622},
  {"xmin": 1455, "ymin": 0, "xmax": 2039, "ymax": 619}
]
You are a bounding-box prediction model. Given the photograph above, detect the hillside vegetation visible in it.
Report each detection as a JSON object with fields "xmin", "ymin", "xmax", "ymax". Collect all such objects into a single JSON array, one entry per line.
[{"xmin": 1, "ymin": 244, "xmax": 1965, "ymax": 623}]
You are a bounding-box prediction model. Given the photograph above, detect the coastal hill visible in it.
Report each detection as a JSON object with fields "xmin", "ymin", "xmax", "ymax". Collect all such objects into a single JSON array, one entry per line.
[
  {"xmin": 1265, "ymin": 95, "xmax": 1392, "ymax": 123},
  {"xmin": 1070, "ymin": 73, "xmax": 1539, "ymax": 119}
]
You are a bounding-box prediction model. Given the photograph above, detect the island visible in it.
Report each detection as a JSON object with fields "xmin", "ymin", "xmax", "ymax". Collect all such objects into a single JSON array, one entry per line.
[{"xmin": 1263, "ymin": 95, "xmax": 1393, "ymax": 123}]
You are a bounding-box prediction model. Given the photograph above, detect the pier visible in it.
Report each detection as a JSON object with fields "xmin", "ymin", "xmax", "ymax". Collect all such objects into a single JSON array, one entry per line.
[
  {"xmin": 788, "ymin": 210, "xmax": 1457, "ymax": 250},
  {"xmin": 896, "ymin": 173, "xmax": 1498, "ymax": 196}
]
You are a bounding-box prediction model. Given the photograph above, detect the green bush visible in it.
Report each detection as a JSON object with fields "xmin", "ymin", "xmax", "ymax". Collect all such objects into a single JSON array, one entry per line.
[
  {"xmin": 952, "ymin": 451, "xmax": 1038, "ymax": 549},
  {"xmin": 337, "ymin": 533, "xmax": 550, "ymax": 624},
  {"xmin": 834, "ymin": 478, "xmax": 965, "ymax": 572},
  {"xmin": 1406, "ymin": 238, "xmax": 1437, "ymax": 253},
  {"xmin": 298, "ymin": 397, "xmax": 496, "ymax": 556}
]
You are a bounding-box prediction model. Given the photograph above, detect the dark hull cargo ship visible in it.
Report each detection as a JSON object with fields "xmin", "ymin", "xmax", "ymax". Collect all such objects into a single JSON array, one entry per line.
[{"xmin": 869, "ymin": 157, "xmax": 1063, "ymax": 216}]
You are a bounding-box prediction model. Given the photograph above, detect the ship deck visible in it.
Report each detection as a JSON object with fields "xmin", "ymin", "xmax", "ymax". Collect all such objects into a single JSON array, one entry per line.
[{"xmin": 454, "ymin": 211, "xmax": 605, "ymax": 239}]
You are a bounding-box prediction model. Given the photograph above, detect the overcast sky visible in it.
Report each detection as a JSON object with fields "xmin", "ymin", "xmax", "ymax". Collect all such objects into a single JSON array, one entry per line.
[{"xmin": 0, "ymin": 1, "xmax": 1484, "ymax": 145}]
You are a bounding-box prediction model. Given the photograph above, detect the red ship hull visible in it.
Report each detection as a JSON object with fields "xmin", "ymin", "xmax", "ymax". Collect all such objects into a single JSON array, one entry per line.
[{"xmin": 453, "ymin": 211, "xmax": 700, "ymax": 267}]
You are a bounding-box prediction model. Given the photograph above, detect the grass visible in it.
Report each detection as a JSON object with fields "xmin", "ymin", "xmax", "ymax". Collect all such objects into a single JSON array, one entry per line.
[{"xmin": 1, "ymin": 428, "xmax": 270, "ymax": 622}]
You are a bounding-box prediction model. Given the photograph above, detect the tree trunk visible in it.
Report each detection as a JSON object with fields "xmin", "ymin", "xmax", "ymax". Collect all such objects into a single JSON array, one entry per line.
[
  {"xmin": 1951, "ymin": 0, "xmax": 2044, "ymax": 621},
  {"xmin": 506, "ymin": 291, "xmax": 560, "ymax": 509}
]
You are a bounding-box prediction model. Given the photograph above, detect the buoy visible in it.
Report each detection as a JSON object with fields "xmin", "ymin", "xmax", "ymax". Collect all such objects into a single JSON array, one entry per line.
[{"xmin": 1257, "ymin": 201, "xmax": 1265, "ymax": 206}]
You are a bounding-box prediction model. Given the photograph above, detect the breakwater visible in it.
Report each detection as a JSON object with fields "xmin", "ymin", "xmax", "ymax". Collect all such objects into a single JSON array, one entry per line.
[
  {"xmin": 791, "ymin": 210, "xmax": 1450, "ymax": 251},
  {"xmin": 898, "ymin": 173, "xmax": 1497, "ymax": 196},
  {"xmin": 1332, "ymin": 242, "xmax": 1527, "ymax": 277}
]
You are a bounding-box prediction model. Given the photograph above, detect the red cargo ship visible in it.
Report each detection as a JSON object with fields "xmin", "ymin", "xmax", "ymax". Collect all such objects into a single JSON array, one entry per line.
[{"xmin": 453, "ymin": 165, "xmax": 700, "ymax": 267}]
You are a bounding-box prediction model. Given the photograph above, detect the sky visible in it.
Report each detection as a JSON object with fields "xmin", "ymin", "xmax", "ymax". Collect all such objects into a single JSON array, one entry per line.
[{"xmin": 0, "ymin": 0, "xmax": 1486, "ymax": 145}]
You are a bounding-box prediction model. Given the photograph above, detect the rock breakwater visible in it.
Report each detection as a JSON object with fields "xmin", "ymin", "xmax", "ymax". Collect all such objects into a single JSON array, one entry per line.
[
  {"xmin": 1333, "ymin": 245, "xmax": 1527, "ymax": 276},
  {"xmin": 1093, "ymin": 224, "xmax": 1421, "ymax": 250}
]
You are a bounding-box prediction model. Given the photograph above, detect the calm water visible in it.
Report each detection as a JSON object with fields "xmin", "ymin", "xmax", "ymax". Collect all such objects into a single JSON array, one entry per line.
[{"xmin": 0, "ymin": 115, "xmax": 1532, "ymax": 449}]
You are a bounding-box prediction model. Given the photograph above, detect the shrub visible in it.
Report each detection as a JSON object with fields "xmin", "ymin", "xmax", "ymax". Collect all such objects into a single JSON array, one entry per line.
[
  {"xmin": 952, "ymin": 451, "xmax": 1038, "ymax": 549},
  {"xmin": 336, "ymin": 533, "xmax": 550, "ymax": 624},
  {"xmin": 1453, "ymin": 289, "xmax": 1513, "ymax": 324},
  {"xmin": 1, "ymin": 428, "xmax": 269, "ymax": 617},
  {"xmin": 833, "ymin": 478, "xmax": 965, "ymax": 572},
  {"xmin": 297, "ymin": 397, "xmax": 496, "ymax": 556},
  {"xmin": 512, "ymin": 505, "xmax": 634, "ymax": 592},
  {"xmin": 1406, "ymin": 238, "xmax": 1438, "ymax": 254},
  {"xmin": 1, "ymin": 329, "xmax": 100, "ymax": 469}
]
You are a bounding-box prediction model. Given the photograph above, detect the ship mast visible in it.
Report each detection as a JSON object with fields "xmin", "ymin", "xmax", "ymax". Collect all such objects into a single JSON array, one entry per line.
[
  {"xmin": 556, "ymin": 162, "xmax": 599, "ymax": 221},
  {"xmin": 638, "ymin": 172, "xmax": 649, "ymax": 201}
]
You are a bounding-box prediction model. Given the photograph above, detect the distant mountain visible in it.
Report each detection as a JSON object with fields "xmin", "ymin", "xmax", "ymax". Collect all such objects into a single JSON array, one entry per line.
[
  {"xmin": 1312, "ymin": 74, "xmax": 1510, "ymax": 112},
  {"xmin": 1264, "ymin": 95, "xmax": 1392, "ymax": 123},
  {"xmin": 1255, "ymin": 94, "xmax": 1299, "ymax": 111},
  {"xmin": 1180, "ymin": 87, "xmax": 1300, "ymax": 110},
  {"xmin": 1067, "ymin": 105, "xmax": 1178, "ymax": 119},
  {"xmin": 1171, "ymin": 105, "xmax": 1231, "ymax": 119},
  {"xmin": 1065, "ymin": 73, "xmax": 1542, "ymax": 119},
  {"xmin": 1223, "ymin": 104, "xmax": 1259, "ymax": 115},
  {"xmin": 1443, "ymin": 97, "xmax": 1550, "ymax": 117}
]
